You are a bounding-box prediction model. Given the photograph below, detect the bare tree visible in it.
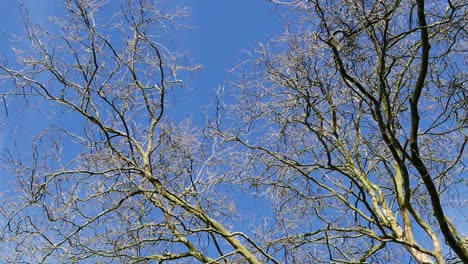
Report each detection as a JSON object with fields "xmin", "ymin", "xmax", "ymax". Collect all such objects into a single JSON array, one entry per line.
[
  {"xmin": 210, "ymin": 0, "xmax": 467, "ymax": 263},
  {"xmin": 0, "ymin": 1, "xmax": 265, "ymax": 263},
  {"xmin": 1, "ymin": 0, "xmax": 467, "ymax": 263}
]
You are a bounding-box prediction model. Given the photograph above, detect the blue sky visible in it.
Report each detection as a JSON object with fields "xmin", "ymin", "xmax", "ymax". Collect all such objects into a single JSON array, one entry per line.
[
  {"xmin": 1, "ymin": 0, "xmax": 281, "ymax": 112},
  {"xmin": 0, "ymin": 0, "xmax": 282, "ymax": 188},
  {"xmin": 173, "ymin": 1, "xmax": 283, "ymax": 122},
  {"xmin": 0, "ymin": 1, "xmax": 466, "ymax": 262}
]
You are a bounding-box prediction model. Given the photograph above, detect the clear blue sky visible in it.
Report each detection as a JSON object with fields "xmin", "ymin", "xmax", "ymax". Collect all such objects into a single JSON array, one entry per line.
[
  {"xmin": 174, "ymin": 1, "xmax": 282, "ymax": 122},
  {"xmin": 1, "ymin": 2, "xmax": 465, "ymax": 262},
  {"xmin": 0, "ymin": 1, "xmax": 282, "ymax": 189}
]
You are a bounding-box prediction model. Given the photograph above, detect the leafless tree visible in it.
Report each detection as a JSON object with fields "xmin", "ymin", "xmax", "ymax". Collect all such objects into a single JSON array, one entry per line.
[
  {"xmin": 1, "ymin": 0, "xmax": 467, "ymax": 263},
  {"xmin": 0, "ymin": 1, "xmax": 267, "ymax": 263},
  {"xmin": 210, "ymin": 0, "xmax": 467, "ymax": 263}
]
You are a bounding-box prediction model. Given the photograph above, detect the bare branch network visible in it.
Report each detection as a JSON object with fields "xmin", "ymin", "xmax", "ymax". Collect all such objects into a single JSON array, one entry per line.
[{"xmin": 0, "ymin": 0, "xmax": 466, "ymax": 263}]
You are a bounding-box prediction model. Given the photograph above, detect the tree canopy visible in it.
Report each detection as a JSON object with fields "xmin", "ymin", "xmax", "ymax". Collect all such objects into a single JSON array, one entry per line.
[{"xmin": 0, "ymin": 0, "xmax": 466, "ymax": 263}]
